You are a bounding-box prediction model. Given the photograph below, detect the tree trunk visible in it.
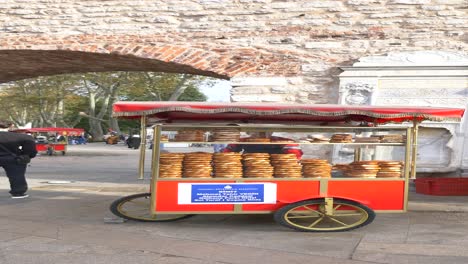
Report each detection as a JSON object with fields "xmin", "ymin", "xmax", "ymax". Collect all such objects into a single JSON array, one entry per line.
[
  {"xmin": 89, "ymin": 119, "xmax": 103, "ymax": 142},
  {"xmin": 107, "ymin": 84, "xmax": 121, "ymax": 133},
  {"xmin": 168, "ymin": 75, "xmax": 190, "ymax": 101},
  {"xmin": 86, "ymin": 89, "xmax": 103, "ymax": 140},
  {"xmin": 56, "ymin": 89, "xmax": 67, "ymax": 127},
  {"xmin": 109, "ymin": 118, "xmax": 120, "ymax": 134}
]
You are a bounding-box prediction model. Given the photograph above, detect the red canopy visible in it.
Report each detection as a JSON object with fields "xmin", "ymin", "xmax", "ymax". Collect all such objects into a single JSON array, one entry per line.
[
  {"xmin": 112, "ymin": 101, "xmax": 465, "ymax": 124},
  {"xmin": 13, "ymin": 127, "xmax": 85, "ymax": 136}
]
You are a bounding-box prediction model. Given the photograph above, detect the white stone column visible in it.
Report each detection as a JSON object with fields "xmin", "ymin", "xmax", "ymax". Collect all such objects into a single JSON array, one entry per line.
[{"xmin": 461, "ymin": 107, "xmax": 468, "ymax": 175}]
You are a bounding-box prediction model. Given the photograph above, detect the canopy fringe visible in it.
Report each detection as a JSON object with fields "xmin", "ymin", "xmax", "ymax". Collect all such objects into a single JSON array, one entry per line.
[{"xmin": 112, "ymin": 106, "xmax": 461, "ymax": 122}]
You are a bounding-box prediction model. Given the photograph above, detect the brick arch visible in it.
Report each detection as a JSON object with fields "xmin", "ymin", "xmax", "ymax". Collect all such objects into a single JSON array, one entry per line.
[{"xmin": 0, "ymin": 35, "xmax": 305, "ymax": 83}]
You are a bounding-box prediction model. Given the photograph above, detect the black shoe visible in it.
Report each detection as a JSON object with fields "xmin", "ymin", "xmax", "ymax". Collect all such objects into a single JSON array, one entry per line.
[{"xmin": 11, "ymin": 194, "xmax": 29, "ymax": 199}]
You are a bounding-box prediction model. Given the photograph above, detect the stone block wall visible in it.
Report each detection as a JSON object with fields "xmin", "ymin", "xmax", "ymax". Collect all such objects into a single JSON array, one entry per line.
[{"xmin": 0, "ymin": 0, "xmax": 466, "ymax": 104}]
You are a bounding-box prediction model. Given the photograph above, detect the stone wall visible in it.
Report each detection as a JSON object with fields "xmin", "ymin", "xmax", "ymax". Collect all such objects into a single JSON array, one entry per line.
[{"xmin": 1, "ymin": 0, "xmax": 467, "ymax": 104}]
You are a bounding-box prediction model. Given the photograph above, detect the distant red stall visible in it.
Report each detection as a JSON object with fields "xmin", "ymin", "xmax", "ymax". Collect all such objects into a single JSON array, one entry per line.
[{"xmin": 12, "ymin": 127, "xmax": 84, "ymax": 155}]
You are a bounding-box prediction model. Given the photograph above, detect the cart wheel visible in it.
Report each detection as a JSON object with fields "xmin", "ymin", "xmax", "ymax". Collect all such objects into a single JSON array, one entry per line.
[
  {"xmin": 47, "ymin": 148, "xmax": 53, "ymax": 156},
  {"xmin": 274, "ymin": 198, "xmax": 375, "ymax": 232},
  {"xmin": 110, "ymin": 193, "xmax": 194, "ymax": 222}
]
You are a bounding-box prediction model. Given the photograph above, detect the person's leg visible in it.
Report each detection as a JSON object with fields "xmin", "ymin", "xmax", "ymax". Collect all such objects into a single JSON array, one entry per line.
[{"xmin": 3, "ymin": 164, "xmax": 28, "ymax": 195}]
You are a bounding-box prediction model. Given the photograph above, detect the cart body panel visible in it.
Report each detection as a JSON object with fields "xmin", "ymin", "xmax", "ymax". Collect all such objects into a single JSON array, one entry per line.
[
  {"xmin": 154, "ymin": 179, "xmax": 404, "ymax": 213},
  {"xmin": 36, "ymin": 143, "xmax": 48, "ymax": 152},
  {"xmin": 241, "ymin": 180, "xmax": 319, "ymax": 211},
  {"xmin": 50, "ymin": 143, "xmax": 66, "ymax": 152},
  {"xmin": 36, "ymin": 143, "xmax": 66, "ymax": 153},
  {"xmin": 156, "ymin": 181, "xmax": 235, "ymax": 211},
  {"xmin": 327, "ymin": 180, "xmax": 405, "ymax": 210}
]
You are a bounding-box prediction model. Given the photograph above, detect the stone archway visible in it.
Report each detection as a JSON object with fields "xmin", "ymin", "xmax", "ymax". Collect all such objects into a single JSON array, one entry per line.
[
  {"xmin": 0, "ymin": 35, "xmax": 312, "ymax": 141},
  {"xmin": 0, "ymin": 35, "xmax": 305, "ymax": 83}
]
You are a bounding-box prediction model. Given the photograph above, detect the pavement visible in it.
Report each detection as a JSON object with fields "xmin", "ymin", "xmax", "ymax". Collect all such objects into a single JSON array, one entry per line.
[{"xmin": 1, "ymin": 143, "xmax": 468, "ymax": 264}]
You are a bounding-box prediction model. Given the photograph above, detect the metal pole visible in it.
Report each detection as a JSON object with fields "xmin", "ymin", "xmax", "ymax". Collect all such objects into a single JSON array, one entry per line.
[
  {"xmin": 410, "ymin": 120, "xmax": 419, "ymax": 180},
  {"xmin": 354, "ymin": 147, "xmax": 362, "ymax": 162},
  {"xmin": 403, "ymin": 127, "xmax": 412, "ymax": 212},
  {"xmin": 150, "ymin": 125, "xmax": 162, "ymax": 216},
  {"xmin": 138, "ymin": 116, "xmax": 147, "ymax": 180},
  {"xmin": 150, "ymin": 126, "xmax": 155, "ymax": 175}
]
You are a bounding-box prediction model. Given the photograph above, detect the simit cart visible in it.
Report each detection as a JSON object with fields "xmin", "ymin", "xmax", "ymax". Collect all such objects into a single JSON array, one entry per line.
[
  {"xmin": 109, "ymin": 101, "xmax": 464, "ymax": 232},
  {"xmin": 13, "ymin": 127, "xmax": 85, "ymax": 155}
]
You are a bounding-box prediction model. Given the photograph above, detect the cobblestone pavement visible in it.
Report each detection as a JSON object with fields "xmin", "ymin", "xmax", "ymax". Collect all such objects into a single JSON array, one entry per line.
[{"xmin": 0, "ymin": 143, "xmax": 468, "ymax": 264}]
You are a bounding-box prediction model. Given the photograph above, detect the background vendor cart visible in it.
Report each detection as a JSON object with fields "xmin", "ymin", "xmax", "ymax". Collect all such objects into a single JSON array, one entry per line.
[
  {"xmin": 13, "ymin": 127, "xmax": 85, "ymax": 155},
  {"xmin": 110, "ymin": 101, "xmax": 464, "ymax": 232}
]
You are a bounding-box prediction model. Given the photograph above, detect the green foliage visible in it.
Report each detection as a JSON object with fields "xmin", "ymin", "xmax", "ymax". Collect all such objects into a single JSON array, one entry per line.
[
  {"xmin": 63, "ymin": 94, "xmax": 88, "ymax": 125},
  {"xmin": 178, "ymin": 86, "xmax": 207, "ymax": 101},
  {"xmin": 0, "ymin": 71, "xmax": 212, "ymax": 136},
  {"xmin": 120, "ymin": 72, "xmax": 210, "ymax": 101},
  {"xmin": 0, "ymin": 75, "xmax": 82, "ymax": 127},
  {"xmin": 117, "ymin": 119, "xmax": 141, "ymax": 135}
]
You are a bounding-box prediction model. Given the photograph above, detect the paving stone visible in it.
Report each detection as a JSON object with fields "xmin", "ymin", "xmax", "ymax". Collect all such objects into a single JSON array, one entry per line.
[
  {"xmin": 355, "ymin": 242, "xmax": 468, "ymax": 257},
  {"xmin": 1, "ymin": 144, "xmax": 468, "ymax": 263},
  {"xmin": 353, "ymin": 251, "xmax": 468, "ymax": 264},
  {"xmin": 219, "ymin": 230, "xmax": 362, "ymax": 258}
]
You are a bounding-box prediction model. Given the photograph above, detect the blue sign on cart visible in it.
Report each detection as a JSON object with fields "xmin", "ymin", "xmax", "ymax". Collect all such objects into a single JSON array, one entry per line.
[{"xmin": 178, "ymin": 183, "xmax": 277, "ymax": 204}]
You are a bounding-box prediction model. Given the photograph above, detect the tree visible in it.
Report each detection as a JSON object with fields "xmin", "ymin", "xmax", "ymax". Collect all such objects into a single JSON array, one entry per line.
[
  {"xmin": 0, "ymin": 72, "xmax": 212, "ymax": 140},
  {"xmin": 70, "ymin": 72, "xmax": 211, "ymax": 140},
  {"xmin": 0, "ymin": 75, "xmax": 82, "ymax": 128},
  {"xmin": 108, "ymin": 72, "xmax": 210, "ymax": 134},
  {"xmin": 121, "ymin": 72, "xmax": 212, "ymax": 101},
  {"xmin": 178, "ymin": 86, "xmax": 207, "ymax": 101},
  {"xmin": 75, "ymin": 72, "xmax": 125, "ymax": 140},
  {"xmin": 0, "ymin": 82, "xmax": 37, "ymax": 127}
]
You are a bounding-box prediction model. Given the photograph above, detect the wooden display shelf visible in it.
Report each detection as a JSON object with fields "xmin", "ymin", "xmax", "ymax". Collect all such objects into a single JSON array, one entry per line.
[{"xmin": 164, "ymin": 141, "xmax": 405, "ymax": 146}]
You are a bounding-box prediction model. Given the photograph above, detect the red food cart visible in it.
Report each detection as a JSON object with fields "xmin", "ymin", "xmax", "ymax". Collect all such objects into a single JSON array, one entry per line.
[
  {"xmin": 110, "ymin": 101, "xmax": 464, "ymax": 232},
  {"xmin": 13, "ymin": 127, "xmax": 85, "ymax": 155}
]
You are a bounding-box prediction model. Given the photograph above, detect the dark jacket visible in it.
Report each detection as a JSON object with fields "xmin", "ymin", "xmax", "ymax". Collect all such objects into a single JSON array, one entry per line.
[{"xmin": 0, "ymin": 132, "xmax": 38, "ymax": 159}]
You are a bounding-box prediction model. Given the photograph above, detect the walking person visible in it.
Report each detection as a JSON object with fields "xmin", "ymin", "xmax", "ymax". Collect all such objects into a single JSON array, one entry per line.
[{"xmin": 0, "ymin": 120, "xmax": 37, "ymax": 199}]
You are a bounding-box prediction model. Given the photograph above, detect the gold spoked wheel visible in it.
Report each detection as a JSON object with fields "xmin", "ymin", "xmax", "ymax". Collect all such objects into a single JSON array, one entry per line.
[
  {"xmin": 274, "ymin": 198, "xmax": 375, "ymax": 232},
  {"xmin": 110, "ymin": 193, "xmax": 194, "ymax": 222}
]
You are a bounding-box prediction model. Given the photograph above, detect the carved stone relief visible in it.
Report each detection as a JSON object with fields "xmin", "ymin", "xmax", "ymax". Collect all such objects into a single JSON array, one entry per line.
[
  {"xmin": 343, "ymin": 82, "xmax": 375, "ymax": 105},
  {"xmin": 339, "ymin": 79, "xmax": 377, "ymax": 105}
]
